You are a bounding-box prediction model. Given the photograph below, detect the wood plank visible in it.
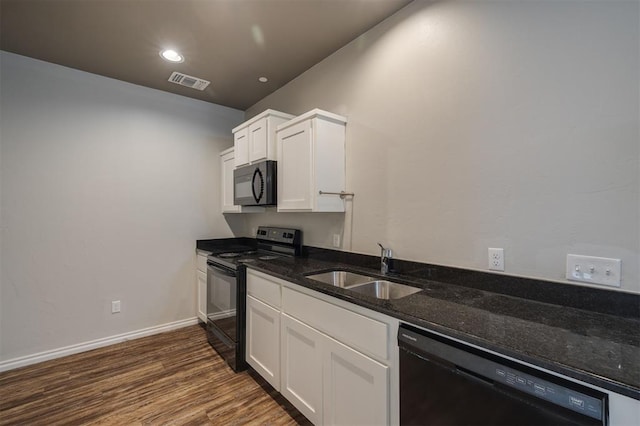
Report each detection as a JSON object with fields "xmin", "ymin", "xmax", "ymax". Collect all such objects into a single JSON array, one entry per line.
[{"xmin": 0, "ymin": 324, "xmax": 310, "ymax": 426}]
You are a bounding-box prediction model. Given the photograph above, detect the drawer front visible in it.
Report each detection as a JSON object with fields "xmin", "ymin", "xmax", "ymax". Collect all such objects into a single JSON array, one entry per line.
[
  {"xmin": 282, "ymin": 287, "xmax": 388, "ymax": 361},
  {"xmin": 196, "ymin": 254, "xmax": 208, "ymax": 272},
  {"xmin": 247, "ymin": 269, "xmax": 282, "ymax": 309}
]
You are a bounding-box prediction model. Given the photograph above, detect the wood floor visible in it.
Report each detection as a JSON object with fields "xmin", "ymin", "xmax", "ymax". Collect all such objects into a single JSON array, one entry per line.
[{"xmin": 0, "ymin": 324, "xmax": 309, "ymax": 425}]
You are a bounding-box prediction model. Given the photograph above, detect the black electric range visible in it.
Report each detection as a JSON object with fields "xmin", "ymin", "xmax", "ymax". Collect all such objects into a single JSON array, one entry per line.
[{"xmin": 205, "ymin": 226, "xmax": 302, "ymax": 371}]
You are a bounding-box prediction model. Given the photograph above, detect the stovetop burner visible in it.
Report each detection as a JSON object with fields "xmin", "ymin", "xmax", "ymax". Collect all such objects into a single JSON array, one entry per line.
[
  {"xmin": 216, "ymin": 253, "xmax": 282, "ymax": 264},
  {"xmin": 258, "ymin": 255, "xmax": 281, "ymax": 260},
  {"xmin": 217, "ymin": 252, "xmax": 241, "ymax": 258},
  {"xmin": 217, "ymin": 251, "xmax": 257, "ymax": 258},
  {"xmin": 207, "ymin": 226, "xmax": 301, "ymax": 271},
  {"xmin": 209, "ymin": 250, "xmax": 285, "ymax": 270}
]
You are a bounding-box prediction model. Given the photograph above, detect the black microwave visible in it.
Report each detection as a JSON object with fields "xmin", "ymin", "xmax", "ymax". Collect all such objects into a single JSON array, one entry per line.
[{"xmin": 233, "ymin": 160, "xmax": 277, "ymax": 206}]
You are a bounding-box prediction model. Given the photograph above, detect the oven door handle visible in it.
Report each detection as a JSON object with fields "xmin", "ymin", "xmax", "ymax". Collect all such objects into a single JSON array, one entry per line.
[{"xmin": 207, "ymin": 263, "xmax": 237, "ymax": 278}]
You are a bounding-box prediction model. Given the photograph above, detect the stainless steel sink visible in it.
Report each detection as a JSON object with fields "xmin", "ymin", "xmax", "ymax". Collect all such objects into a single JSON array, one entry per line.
[
  {"xmin": 347, "ymin": 280, "xmax": 422, "ymax": 300},
  {"xmin": 306, "ymin": 271, "xmax": 376, "ymax": 288},
  {"xmin": 306, "ymin": 270, "xmax": 421, "ymax": 300}
]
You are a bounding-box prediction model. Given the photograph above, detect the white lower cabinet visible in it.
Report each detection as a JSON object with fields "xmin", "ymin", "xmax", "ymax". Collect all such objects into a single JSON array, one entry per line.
[
  {"xmin": 323, "ymin": 335, "xmax": 389, "ymax": 426},
  {"xmin": 281, "ymin": 314, "xmax": 324, "ymax": 425},
  {"xmin": 197, "ymin": 269, "xmax": 207, "ymax": 322},
  {"xmin": 246, "ymin": 295, "xmax": 281, "ymax": 390},
  {"xmin": 281, "ymin": 312, "xmax": 389, "ymax": 426},
  {"xmin": 245, "ymin": 268, "xmax": 396, "ymax": 426},
  {"xmin": 196, "ymin": 253, "xmax": 208, "ymax": 322}
]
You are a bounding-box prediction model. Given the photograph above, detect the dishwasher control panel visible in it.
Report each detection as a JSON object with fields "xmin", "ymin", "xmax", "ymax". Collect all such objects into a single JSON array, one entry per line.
[{"xmin": 491, "ymin": 363, "xmax": 604, "ymax": 420}]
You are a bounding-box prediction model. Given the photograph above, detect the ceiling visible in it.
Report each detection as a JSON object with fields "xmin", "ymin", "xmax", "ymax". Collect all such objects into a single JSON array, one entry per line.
[{"xmin": 0, "ymin": 0, "xmax": 411, "ymax": 111}]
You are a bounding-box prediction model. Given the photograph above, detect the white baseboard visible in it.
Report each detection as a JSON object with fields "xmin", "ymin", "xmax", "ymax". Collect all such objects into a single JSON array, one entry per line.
[{"xmin": 0, "ymin": 317, "xmax": 200, "ymax": 373}]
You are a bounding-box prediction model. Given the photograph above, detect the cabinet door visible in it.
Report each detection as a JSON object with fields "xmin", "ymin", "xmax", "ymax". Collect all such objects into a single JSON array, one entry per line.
[
  {"xmin": 234, "ymin": 127, "xmax": 250, "ymax": 167},
  {"xmin": 246, "ymin": 295, "xmax": 281, "ymax": 391},
  {"xmin": 248, "ymin": 118, "xmax": 268, "ymax": 163},
  {"xmin": 281, "ymin": 314, "xmax": 323, "ymax": 425},
  {"xmin": 220, "ymin": 149, "xmax": 240, "ymax": 213},
  {"xmin": 277, "ymin": 120, "xmax": 314, "ymax": 211},
  {"xmin": 197, "ymin": 270, "xmax": 207, "ymax": 322},
  {"xmin": 323, "ymin": 335, "xmax": 389, "ymax": 426}
]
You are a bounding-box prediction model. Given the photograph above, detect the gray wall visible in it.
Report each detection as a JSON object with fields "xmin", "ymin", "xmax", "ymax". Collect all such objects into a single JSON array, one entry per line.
[
  {"xmin": 0, "ymin": 52, "xmax": 244, "ymax": 361},
  {"xmin": 244, "ymin": 0, "xmax": 640, "ymax": 293}
]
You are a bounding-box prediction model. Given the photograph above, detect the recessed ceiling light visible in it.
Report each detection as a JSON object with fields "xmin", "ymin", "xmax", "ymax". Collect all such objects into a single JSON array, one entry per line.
[
  {"xmin": 258, "ymin": 77, "xmax": 268, "ymax": 83},
  {"xmin": 160, "ymin": 49, "xmax": 184, "ymax": 63}
]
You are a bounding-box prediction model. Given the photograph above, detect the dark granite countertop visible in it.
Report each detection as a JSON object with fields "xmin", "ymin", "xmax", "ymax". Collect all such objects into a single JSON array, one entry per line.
[
  {"xmin": 240, "ymin": 252, "xmax": 639, "ymax": 401},
  {"xmin": 196, "ymin": 238, "xmax": 639, "ymax": 399}
]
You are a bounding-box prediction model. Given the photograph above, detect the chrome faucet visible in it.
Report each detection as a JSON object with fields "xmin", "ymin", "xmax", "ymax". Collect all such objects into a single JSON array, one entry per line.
[{"xmin": 378, "ymin": 243, "xmax": 393, "ymax": 275}]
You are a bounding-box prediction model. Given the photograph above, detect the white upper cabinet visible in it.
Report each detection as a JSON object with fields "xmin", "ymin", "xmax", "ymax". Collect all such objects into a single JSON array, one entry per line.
[
  {"xmin": 276, "ymin": 109, "xmax": 347, "ymax": 212},
  {"xmin": 233, "ymin": 110, "xmax": 294, "ymax": 168},
  {"xmin": 220, "ymin": 147, "xmax": 240, "ymax": 213},
  {"xmin": 248, "ymin": 119, "xmax": 268, "ymax": 161},
  {"xmin": 233, "ymin": 127, "xmax": 250, "ymax": 168},
  {"xmin": 220, "ymin": 147, "xmax": 264, "ymax": 214}
]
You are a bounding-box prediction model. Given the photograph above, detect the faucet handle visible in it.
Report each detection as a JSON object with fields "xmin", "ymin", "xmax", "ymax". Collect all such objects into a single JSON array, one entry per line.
[{"xmin": 378, "ymin": 243, "xmax": 392, "ymax": 257}]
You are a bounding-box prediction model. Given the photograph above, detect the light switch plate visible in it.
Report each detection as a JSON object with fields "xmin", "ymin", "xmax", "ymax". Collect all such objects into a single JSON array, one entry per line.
[{"xmin": 566, "ymin": 254, "xmax": 621, "ymax": 287}]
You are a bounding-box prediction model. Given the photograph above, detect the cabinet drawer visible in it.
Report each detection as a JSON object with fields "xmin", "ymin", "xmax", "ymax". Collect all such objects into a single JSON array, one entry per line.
[
  {"xmin": 196, "ymin": 254, "xmax": 208, "ymax": 272},
  {"xmin": 247, "ymin": 269, "xmax": 282, "ymax": 309},
  {"xmin": 282, "ymin": 287, "xmax": 388, "ymax": 361}
]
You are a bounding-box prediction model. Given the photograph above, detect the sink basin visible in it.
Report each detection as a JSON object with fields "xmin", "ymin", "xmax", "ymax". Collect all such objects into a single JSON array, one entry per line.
[
  {"xmin": 347, "ymin": 280, "xmax": 422, "ymax": 300},
  {"xmin": 306, "ymin": 271, "xmax": 376, "ymax": 288}
]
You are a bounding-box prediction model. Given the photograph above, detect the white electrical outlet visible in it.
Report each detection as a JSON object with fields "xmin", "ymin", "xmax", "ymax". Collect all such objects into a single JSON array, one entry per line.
[
  {"xmin": 488, "ymin": 248, "xmax": 504, "ymax": 271},
  {"xmin": 111, "ymin": 300, "xmax": 121, "ymax": 314},
  {"xmin": 332, "ymin": 234, "xmax": 341, "ymax": 248},
  {"xmin": 566, "ymin": 254, "xmax": 621, "ymax": 287}
]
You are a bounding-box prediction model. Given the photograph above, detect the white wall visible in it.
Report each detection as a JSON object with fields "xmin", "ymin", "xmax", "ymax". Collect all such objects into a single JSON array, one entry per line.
[
  {"xmin": 244, "ymin": 0, "xmax": 640, "ymax": 293},
  {"xmin": 0, "ymin": 52, "xmax": 244, "ymax": 361}
]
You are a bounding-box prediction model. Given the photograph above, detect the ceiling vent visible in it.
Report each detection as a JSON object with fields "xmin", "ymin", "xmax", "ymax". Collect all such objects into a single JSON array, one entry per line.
[{"xmin": 168, "ymin": 72, "xmax": 210, "ymax": 91}]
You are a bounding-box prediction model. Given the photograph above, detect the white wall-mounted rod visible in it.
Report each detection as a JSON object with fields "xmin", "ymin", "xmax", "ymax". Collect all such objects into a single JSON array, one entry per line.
[{"xmin": 318, "ymin": 190, "xmax": 355, "ymax": 199}]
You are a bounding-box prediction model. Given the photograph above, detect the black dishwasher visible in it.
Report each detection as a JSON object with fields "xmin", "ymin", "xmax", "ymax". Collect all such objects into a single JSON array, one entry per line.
[{"xmin": 398, "ymin": 324, "xmax": 608, "ymax": 426}]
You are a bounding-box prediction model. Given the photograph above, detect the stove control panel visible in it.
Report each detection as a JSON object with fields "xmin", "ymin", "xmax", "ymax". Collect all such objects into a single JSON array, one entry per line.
[{"xmin": 256, "ymin": 226, "xmax": 302, "ymax": 247}]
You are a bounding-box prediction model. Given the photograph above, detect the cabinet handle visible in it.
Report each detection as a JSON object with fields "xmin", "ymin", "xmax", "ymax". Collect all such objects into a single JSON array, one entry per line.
[{"xmin": 318, "ymin": 190, "xmax": 354, "ymax": 199}]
